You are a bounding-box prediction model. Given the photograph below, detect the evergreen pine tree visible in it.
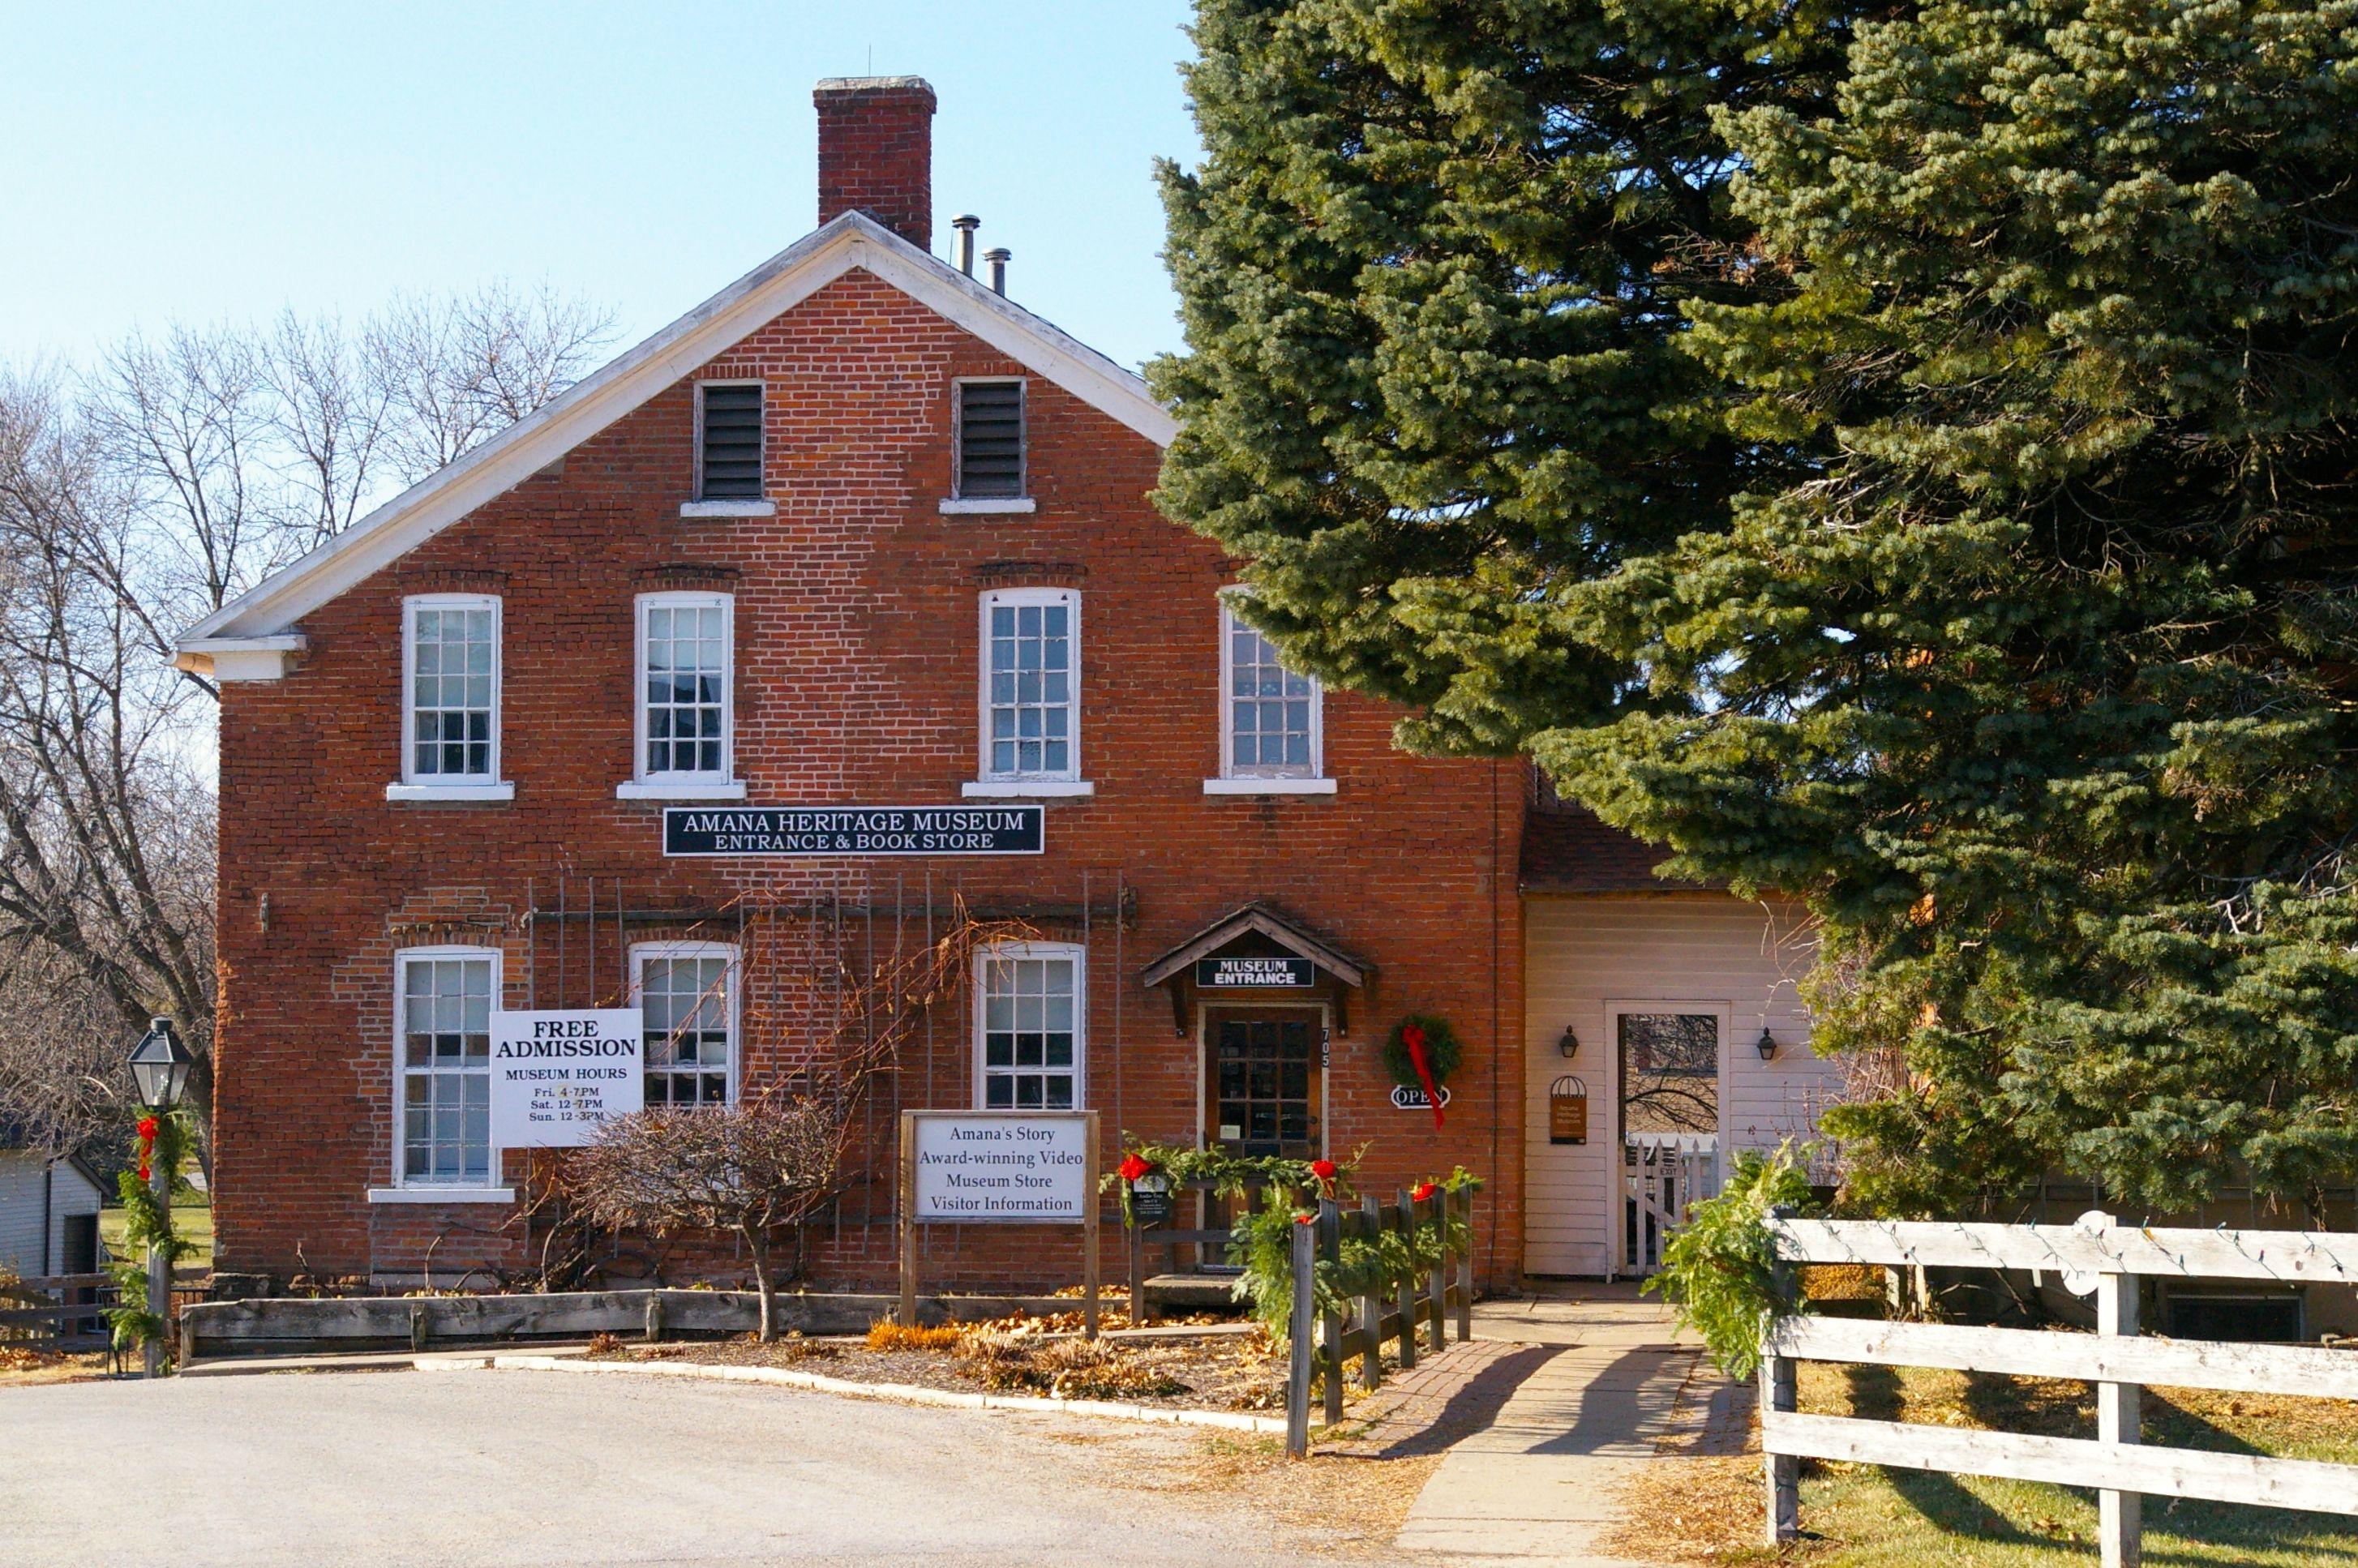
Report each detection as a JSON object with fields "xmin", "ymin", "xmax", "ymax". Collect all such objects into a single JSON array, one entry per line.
[
  {"xmin": 1558, "ymin": 0, "xmax": 2358, "ymax": 1215},
  {"xmin": 1158, "ymin": 0, "xmax": 2358, "ymax": 1215},
  {"xmin": 1152, "ymin": 0, "xmax": 1877, "ymax": 752}
]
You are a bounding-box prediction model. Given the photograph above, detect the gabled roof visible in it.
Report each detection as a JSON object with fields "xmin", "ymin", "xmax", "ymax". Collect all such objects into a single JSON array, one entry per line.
[
  {"xmin": 1520, "ymin": 808, "xmax": 1713, "ymax": 893},
  {"xmin": 176, "ymin": 212, "xmax": 1177, "ymax": 667},
  {"xmin": 1139, "ymin": 901, "xmax": 1371, "ymax": 989}
]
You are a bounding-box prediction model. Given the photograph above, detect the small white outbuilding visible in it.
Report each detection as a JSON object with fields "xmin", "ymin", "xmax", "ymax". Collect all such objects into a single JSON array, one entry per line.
[{"xmin": 0, "ymin": 1119, "xmax": 106, "ymax": 1280}]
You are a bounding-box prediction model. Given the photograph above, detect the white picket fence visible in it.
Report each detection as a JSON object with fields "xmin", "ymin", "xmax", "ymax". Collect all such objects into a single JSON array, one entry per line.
[{"xmin": 1761, "ymin": 1214, "xmax": 2358, "ymax": 1568}]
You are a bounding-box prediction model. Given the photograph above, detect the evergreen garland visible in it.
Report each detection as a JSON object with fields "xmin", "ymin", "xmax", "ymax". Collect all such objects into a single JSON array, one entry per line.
[{"xmin": 105, "ymin": 1110, "xmax": 199, "ymax": 1358}]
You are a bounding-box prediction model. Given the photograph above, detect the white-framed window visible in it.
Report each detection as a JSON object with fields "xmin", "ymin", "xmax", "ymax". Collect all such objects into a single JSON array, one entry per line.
[
  {"xmin": 976, "ymin": 587, "xmax": 1079, "ymax": 784},
  {"xmin": 398, "ymin": 595, "xmax": 504, "ymax": 791},
  {"xmin": 634, "ymin": 592, "xmax": 733, "ymax": 784},
  {"xmin": 632, "ymin": 942, "xmax": 738, "ymax": 1108},
  {"xmin": 394, "ymin": 947, "xmax": 498, "ymax": 1188},
  {"xmin": 1220, "ymin": 597, "xmax": 1322, "ymax": 780},
  {"xmin": 973, "ymin": 942, "xmax": 1085, "ymax": 1110}
]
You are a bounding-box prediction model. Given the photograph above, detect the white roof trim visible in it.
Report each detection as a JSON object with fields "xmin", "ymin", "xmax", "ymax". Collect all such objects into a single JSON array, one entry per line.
[{"xmin": 177, "ymin": 214, "xmax": 1176, "ymax": 647}]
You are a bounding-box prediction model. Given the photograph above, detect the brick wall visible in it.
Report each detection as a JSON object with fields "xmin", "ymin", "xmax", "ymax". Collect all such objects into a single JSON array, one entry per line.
[{"xmin": 212, "ymin": 268, "xmax": 1526, "ymax": 1292}]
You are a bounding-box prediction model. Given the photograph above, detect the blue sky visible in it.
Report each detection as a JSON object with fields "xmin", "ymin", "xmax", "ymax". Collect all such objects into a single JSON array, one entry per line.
[{"xmin": 0, "ymin": 2, "xmax": 1203, "ymax": 375}]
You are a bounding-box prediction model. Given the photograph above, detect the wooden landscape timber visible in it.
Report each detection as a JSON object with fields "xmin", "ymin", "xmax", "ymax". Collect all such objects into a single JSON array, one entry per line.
[
  {"xmin": 179, "ymin": 1288, "xmax": 1113, "ymax": 1361},
  {"xmin": 1761, "ymin": 1214, "xmax": 2358, "ymax": 1567}
]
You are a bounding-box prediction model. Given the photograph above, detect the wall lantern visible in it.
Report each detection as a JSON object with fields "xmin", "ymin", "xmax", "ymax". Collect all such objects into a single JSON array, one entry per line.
[
  {"xmin": 129, "ymin": 1017, "xmax": 195, "ymax": 1112},
  {"xmin": 1756, "ymin": 1026, "xmax": 1779, "ymax": 1063},
  {"xmin": 1128, "ymin": 1170, "xmax": 1175, "ymax": 1229},
  {"xmin": 1558, "ymin": 1026, "xmax": 1580, "ymax": 1059}
]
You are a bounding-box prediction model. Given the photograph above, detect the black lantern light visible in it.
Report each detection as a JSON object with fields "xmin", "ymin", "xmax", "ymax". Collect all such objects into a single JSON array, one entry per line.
[
  {"xmin": 1755, "ymin": 1026, "xmax": 1778, "ymax": 1063},
  {"xmin": 1558, "ymin": 1026, "xmax": 1580, "ymax": 1059},
  {"xmin": 129, "ymin": 1017, "xmax": 195, "ymax": 1112},
  {"xmin": 1129, "ymin": 1169, "xmax": 1174, "ymax": 1229}
]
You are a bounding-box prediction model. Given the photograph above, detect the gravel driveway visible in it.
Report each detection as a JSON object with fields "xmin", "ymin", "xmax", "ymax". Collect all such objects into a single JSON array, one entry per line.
[{"xmin": 0, "ymin": 1368, "xmax": 1390, "ymax": 1567}]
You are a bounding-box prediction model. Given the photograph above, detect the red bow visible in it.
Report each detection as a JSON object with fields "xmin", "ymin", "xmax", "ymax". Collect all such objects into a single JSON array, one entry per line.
[
  {"xmin": 1117, "ymin": 1153, "xmax": 1154, "ymax": 1185},
  {"xmin": 1412, "ymin": 1180, "xmax": 1439, "ymax": 1203},
  {"xmin": 1402, "ymin": 1024, "xmax": 1446, "ymax": 1130},
  {"xmin": 136, "ymin": 1116, "xmax": 160, "ymax": 1141}
]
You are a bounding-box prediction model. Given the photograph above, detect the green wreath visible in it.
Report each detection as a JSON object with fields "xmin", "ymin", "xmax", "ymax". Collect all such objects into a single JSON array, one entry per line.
[{"xmin": 1382, "ymin": 1012, "xmax": 1462, "ymax": 1090}]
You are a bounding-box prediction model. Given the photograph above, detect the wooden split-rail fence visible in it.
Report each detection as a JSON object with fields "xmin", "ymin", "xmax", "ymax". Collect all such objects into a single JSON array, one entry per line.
[
  {"xmin": 1761, "ymin": 1212, "xmax": 2358, "ymax": 1567},
  {"xmin": 0, "ymin": 1267, "xmax": 212, "ymax": 1360},
  {"xmin": 1286, "ymin": 1186, "xmax": 1474, "ymax": 1459}
]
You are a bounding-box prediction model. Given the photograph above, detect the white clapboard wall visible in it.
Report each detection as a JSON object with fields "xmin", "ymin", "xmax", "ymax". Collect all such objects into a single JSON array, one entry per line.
[{"xmin": 1759, "ymin": 1215, "xmax": 2358, "ymax": 1568}]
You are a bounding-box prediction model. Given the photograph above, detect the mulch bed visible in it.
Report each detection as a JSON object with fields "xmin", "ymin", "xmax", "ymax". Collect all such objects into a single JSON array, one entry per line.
[{"xmin": 589, "ymin": 1319, "xmax": 1293, "ymax": 1413}]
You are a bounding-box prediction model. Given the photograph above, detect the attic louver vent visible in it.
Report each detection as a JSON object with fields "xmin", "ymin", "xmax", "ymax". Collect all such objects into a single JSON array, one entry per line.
[
  {"xmin": 699, "ymin": 383, "xmax": 764, "ymax": 500},
  {"xmin": 957, "ymin": 380, "xmax": 1025, "ymax": 499}
]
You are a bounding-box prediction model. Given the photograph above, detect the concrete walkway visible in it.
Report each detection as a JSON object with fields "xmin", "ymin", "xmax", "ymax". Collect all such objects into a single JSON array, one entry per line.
[{"xmin": 1395, "ymin": 1283, "xmax": 1743, "ymax": 1566}]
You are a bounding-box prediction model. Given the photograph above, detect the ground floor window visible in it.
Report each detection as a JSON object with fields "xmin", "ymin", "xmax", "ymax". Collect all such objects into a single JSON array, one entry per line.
[
  {"xmin": 975, "ymin": 942, "xmax": 1084, "ymax": 1108},
  {"xmin": 397, "ymin": 948, "xmax": 496, "ymax": 1185},
  {"xmin": 634, "ymin": 942, "xmax": 736, "ymax": 1107}
]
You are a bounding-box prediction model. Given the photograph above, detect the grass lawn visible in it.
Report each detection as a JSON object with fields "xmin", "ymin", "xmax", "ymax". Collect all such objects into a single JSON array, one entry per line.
[
  {"xmin": 97, "ymin": 1200, "xmax": 212, "ymax": 1266},
  {"xmin": 1611, "ymin": 1361, "xmax": 2358, "ymax": 1566}
]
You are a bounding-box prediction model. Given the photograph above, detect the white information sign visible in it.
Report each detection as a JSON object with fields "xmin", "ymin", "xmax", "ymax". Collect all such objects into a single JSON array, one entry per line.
[
  {"xmin": 909, "ymin": 1112, "xmax": 1091, "ymax": 1223},
  {"xmin": 491, "ymin": 1009, "xmax": 643, "ymax": 1148}
]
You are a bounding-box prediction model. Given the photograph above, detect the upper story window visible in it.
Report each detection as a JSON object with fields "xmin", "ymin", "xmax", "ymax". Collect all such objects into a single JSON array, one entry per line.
[
  {"xmin": 392, "ymin": 595, "xmax": 510, "ymax": 802},
  {"xmin": 395, "ymin": 947, "xmax": 496, "ymax": 1188},
  {"xmin": 973, "ymin": 588, "xmax": 1081, "ymax": 789},
  {"xmin": 697, "ymin": 382, "xmax": 764, "ymax": 500},
  {"xmin": 974, "ymin": 942, "xmax": 1085, "ymax": 1109},
  {"xmin": 634, "ymin": 942, "xmax": 737, "ymax": 1108},
  {"xmin": 954, "ymin": 379, "xmax": 1025, "ymax": 499},
  {"xmin": 627, "ymin": 592, "xmax": 735, "ymax": 795},
  {"xmin": 1208, "ymin": 596, "xmax": 1332, "ymax": 795}
]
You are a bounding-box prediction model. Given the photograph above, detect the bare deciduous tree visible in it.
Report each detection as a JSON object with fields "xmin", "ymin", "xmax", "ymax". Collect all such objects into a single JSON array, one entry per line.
[
  {"xmin": 569, "ymin": 1096, "xmax": 848, "ymax": 1340},
  {"xmin": 0, "ymin": 288, "xmax": 611, "ymax": 1169}
]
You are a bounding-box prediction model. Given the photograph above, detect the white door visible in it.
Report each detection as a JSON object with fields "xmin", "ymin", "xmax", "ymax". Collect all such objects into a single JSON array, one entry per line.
[{"xmin": 1609, "ymin": 1004, "xmax": 1728, "ymax": 1277}]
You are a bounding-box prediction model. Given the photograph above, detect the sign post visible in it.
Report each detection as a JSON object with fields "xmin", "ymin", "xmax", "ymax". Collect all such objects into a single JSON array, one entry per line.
[
  {"xmin": 898, "ymin": 1109, "xmax": 1100, "ymax": 1339},
  {"xmin": 490, "ymin": 1009, "xmax": 644, "ymax": 1148}
]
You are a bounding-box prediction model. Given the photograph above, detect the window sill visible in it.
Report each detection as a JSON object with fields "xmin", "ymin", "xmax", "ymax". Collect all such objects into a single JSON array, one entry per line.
[
  {"xmin": 1203, "ymin": 778, "xmax": 1337, "ymax": 795},
  {"xmin": 680, "ymin": 499, "xmax": 774, "ymax": 519},
  {"xmin": 962, "ymin": 779, "xmax": 1095, "ymax": 799},
  {"xmin": 385, "ymin": 781, "xmax": 516, "ymax": 803},
  {"xmin": 939, "ymin": 497, "xmax": 1036, "ymax": 516},
  {"xmin": 368, "ymin": 1186, "xmax": 517, "ymax": 1205},
  {"xmin": 615, "ymin": 779, "xmax": 748, "ymax": 802}
]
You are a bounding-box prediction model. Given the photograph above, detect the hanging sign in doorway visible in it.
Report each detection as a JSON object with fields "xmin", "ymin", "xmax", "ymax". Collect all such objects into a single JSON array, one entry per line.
[
  {"xmin": 1194, "ymin": 956, "xmax": 1316, "ymax": 988},
  {"xmin": 490, "ymin": 1009, "xmax": 643, "ymax": 1147},
  {"xmin": 664, "ymin": 806, "xmax": 1044, "ymax": 857}
]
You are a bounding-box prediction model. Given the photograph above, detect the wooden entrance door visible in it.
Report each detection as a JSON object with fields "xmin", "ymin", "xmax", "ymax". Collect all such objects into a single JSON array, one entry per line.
[
  {"xmin": 1206, "ymin": 1010, "xmax": 1323, "ymax": 1159},
  {"xmin": 1199, "ymin": 1010, "xmax": 1323, "ymax": 1270}
]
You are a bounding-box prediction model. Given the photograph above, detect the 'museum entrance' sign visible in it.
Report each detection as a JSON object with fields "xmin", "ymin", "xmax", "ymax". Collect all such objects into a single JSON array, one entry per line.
[
  {"xmin": 491, "ymin": 1009, "xmax": 643, "ymax": 1147},
  {"xmin": 664, "ymin": 805, "xmax": 1044, "ymax": 857},
  {"xmin": 1194, "ymin": 956, "xmax": 1317, "ymax": 988}
]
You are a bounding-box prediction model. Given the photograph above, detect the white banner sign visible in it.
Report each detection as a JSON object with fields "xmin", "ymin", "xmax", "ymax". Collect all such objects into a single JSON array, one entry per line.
[
  {"xmin": 491, "ymin": 1009, "xmax": 643, "ymax": 1148},
  {"xmin": 910, "ymin": 1112, "xmax": 1091, "ymax": 1223}
]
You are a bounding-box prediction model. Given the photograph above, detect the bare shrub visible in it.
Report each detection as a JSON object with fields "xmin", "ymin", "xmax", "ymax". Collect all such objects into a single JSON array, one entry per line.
[{"xmin": 568, "ymin": 1095, "xmax": 846, "ymax": 1341}]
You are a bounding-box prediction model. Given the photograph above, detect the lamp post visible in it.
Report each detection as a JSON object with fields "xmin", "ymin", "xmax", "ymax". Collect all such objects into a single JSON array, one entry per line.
[{"xmin": 128, "ymin": 1017, "xmax": 193, "ymax": 1377}]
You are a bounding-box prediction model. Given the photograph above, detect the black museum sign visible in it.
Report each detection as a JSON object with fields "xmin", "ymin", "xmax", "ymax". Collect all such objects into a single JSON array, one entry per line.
[{"xmin": 664, "ymin": 806, "xmax": 1045, "ymax": 858}]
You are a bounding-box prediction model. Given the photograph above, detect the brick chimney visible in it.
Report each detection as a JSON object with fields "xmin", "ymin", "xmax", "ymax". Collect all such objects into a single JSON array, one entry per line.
[{"xmin": 814, "ymin": 76, "xmax": 936, "ymax": 251}]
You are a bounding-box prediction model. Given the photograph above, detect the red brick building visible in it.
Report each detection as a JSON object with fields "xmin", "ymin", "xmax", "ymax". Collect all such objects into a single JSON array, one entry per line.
[{"xmin": 179, "ymin": 79, "xmax": 1836, "ymax": 1293}]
